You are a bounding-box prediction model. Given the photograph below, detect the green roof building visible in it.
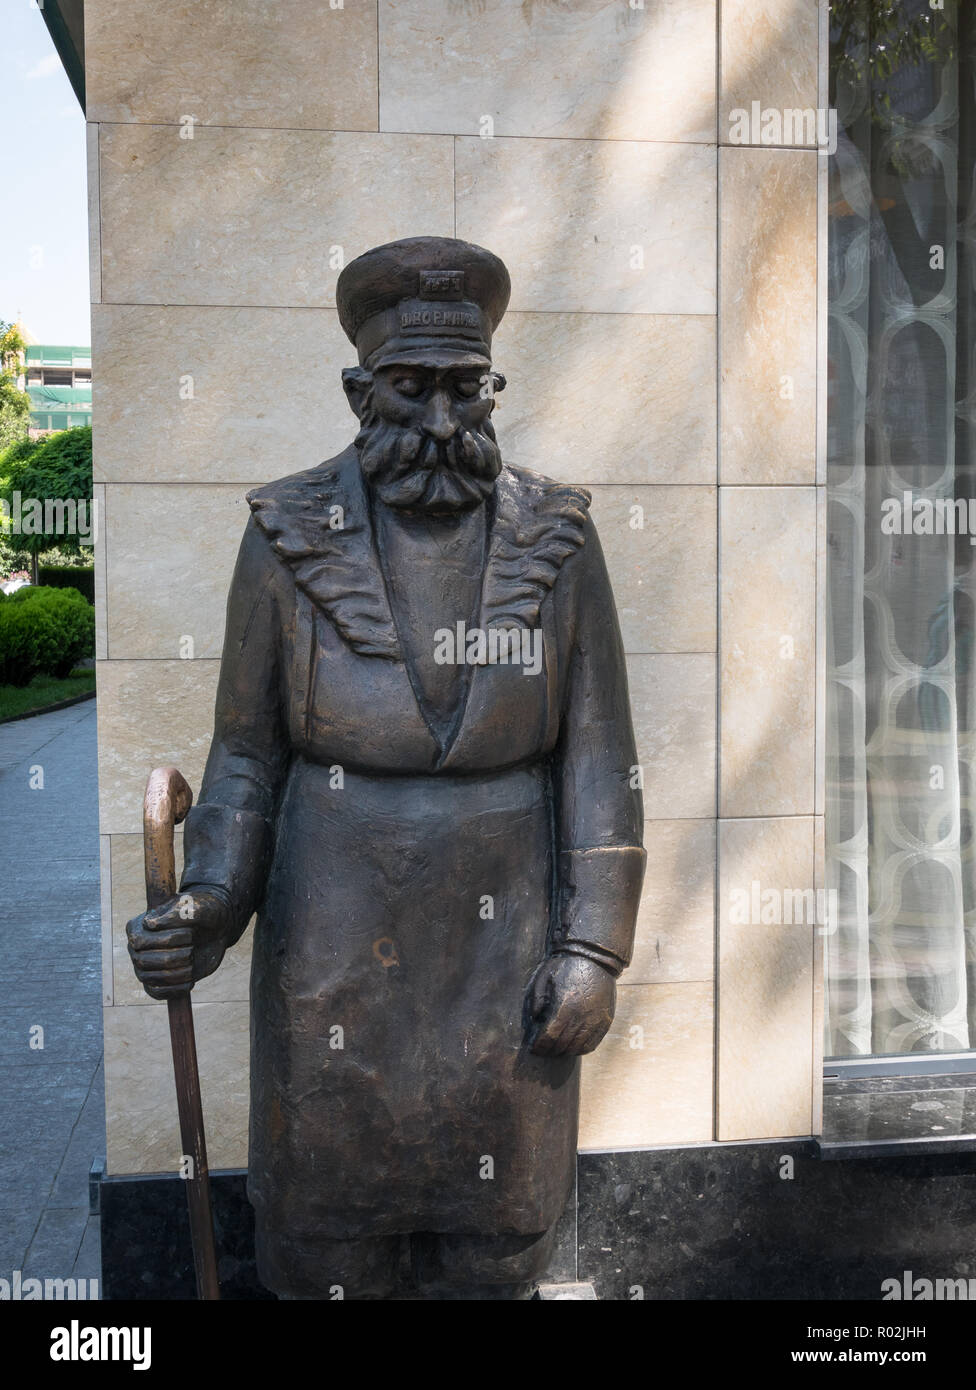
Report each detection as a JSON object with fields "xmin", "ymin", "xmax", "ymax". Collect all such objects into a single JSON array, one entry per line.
[{"xmin": 24, "ymin": 344, "xmax": 92, "ymax": 436}]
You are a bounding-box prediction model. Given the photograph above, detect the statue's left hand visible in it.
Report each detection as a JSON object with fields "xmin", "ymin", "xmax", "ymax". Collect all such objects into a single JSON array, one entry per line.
[{"xmin": 524, "ymin": 954, "xmax": 616, "ymax": 1057}]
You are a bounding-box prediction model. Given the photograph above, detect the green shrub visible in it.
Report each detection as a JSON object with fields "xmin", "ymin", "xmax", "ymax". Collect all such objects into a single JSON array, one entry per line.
[
  {"xmin": 0, "ymin": 597, "xmax": 42, "ymax": 686},
  {"xmin": 39, "ymin": 566, "xmax": 95, "ymax": 604},
  {"xmin": 0, "ymin": 586, "xmax": 95, "ymax": 684}
]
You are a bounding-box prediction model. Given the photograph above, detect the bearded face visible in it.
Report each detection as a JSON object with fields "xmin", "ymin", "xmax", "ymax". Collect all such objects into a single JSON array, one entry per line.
[{"xmin": 350, "ymin": 364, "xmax": 504, "ymax": 513}]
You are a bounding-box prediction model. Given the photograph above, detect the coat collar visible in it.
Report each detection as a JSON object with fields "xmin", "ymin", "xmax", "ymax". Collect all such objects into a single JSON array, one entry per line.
[{"xmin": 247, "ymin": 445, "xmax": 591, "ymax": 660}]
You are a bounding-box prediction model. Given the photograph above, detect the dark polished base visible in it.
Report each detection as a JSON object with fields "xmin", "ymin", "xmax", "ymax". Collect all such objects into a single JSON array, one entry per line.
[
  {"xmin": 99, "ymin": 1171, "xmax": 274, "ymax": 1301},
  {"xmin": 578, "ymin": 1141, "xmax": 976, "ymax": 1300},
  {"xmin": 99, "ymin": 1139, "xmax": 976, "ymax": 1300}
]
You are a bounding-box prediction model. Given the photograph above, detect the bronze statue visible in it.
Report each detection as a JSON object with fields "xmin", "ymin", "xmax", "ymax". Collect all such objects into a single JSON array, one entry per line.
[{"xmin": 127, "ymin": 237, "xmax": 646, "ymax": 1300}]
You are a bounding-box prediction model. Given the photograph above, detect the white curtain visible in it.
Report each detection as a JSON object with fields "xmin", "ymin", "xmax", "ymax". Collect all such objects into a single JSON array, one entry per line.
[{"xmin": 826, "ymin": 0, "xmax": 976, "ymax": 1056}]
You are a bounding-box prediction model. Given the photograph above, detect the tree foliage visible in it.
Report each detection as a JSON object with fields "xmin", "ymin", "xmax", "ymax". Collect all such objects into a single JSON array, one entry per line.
[
  {"xmin": 831, "ymin": 0, "xmax": 957, "ymax": 121},
  {"xmin": 0, "ymin": 426, "xmax": 94, "ymax": 580},
  {"xmin": 0, "ymin": 323, "xmax": 31, "ymax": 453}
]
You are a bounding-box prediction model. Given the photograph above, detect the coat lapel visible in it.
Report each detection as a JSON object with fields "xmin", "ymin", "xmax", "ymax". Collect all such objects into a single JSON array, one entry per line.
[
  {"xmin": 247, "ymin": 451, "xmax": 592, "ymax": 763},
  {"xmin": 478, "ymin": 465, "xmax": 591, "ymax": 632},
  {"xmin": 247, "ymin": 446, "xmax": 402, "ymax": 660},
  {"xmin": 442, "ymin": 467, "xmax": 591, "ymax": 766}
]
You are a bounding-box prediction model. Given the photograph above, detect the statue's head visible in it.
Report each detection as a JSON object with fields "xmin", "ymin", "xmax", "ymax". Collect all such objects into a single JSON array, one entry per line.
[{"xmin": 336, "ymin": 237, "xmax": 510, "ymax": 513}]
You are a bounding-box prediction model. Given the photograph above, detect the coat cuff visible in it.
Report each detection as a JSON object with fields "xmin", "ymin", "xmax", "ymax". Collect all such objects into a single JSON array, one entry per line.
[
  {"xmin": 554, "ymin": 846, "xmax": 646, "ymax": 975},
  {"xmin": 179, "ymin": 801, "xmax": 273, "ymax": 938}
]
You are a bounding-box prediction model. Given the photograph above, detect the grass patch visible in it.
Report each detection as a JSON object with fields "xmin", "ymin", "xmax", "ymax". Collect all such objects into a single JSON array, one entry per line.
[{"xmin": 0, "ymin": 668, "xmax": 96, "ymax": 722}]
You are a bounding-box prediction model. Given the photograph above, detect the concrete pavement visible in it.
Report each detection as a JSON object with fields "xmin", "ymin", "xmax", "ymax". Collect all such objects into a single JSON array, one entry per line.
[{"xmin": 0, "ymin": 699, "xmax": 102, "ymax": 1295}]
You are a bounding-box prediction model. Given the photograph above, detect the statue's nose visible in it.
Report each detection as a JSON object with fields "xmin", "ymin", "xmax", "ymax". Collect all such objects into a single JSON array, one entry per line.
[{"xmin": 422, "ymin": 389, "xmax": 457, "ymax": 441}]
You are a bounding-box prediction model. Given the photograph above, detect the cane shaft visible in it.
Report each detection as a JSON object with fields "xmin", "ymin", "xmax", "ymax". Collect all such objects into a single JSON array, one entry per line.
[
  {"xmin": 167, "ymin": 993, "xmax": 220, "ymax": 1302},
  {"xmin": 142, "ymin": 766, "xmax": 220, "ymax": 1302}
]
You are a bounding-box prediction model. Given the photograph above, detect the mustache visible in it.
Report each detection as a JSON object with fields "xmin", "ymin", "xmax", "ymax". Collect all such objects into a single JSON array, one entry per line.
[{"xmin": 355, "ymin": 410, "xmax": 502, "ymax": 509}]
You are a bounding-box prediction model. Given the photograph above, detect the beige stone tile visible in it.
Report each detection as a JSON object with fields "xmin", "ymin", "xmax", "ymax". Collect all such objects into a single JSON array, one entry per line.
[
  {"xmin": 380, "ymin": 0, "xmax": 715, "ymax": 143},
  {"xmin": 719, "ymin": 147, "xmax": 817, "ymax": 484},
  {"xmin": 105, "ymin": 485, "xmax": 255, "ymax": 659},
  {"xmin": 91, "ymin": 308, "xmax": 715, "ymax": 488},
  {"xmin": 86, "ymin": 0, "xmax": 378, "ymax": 132},
  {"xmin": 719, "ymin": 486, "xmax": 816, "ymax": 818},
  {"xmin": 579, "ymin": 982, "xmax": 713, "ymax": 1148},
  {"xmin": 456, "ymin": 137, "xmax": 716, "ymax": 315},
  {"xmin": 104, "ymin": 1000, "xmax": 249, "ymax": 1174},
  {"xmin": 110, "ymin": 832, "xmax": 159, "ymax": 1008},
  {"xmin": 717, "ymin": 815, "xmax": 816, "ymax": 1140},
  {"xmin": 99, "ymin": 835, "xmax": 113, "ymax": 1007},
  {"xmin": 110, "ymin": 833, "xmax": 254, "ymax": 1008},
  {"xmin": 99, "ymin": 125, "xmax": 454, "ymax": 307},
  {"xmin": 588, "ymin": 486, "xmax": 716, "ymax": 654},
  {"xmin": 816, "ymin": 154, "xmax": 828, "ymax": 490},
  {"xmin": 491, "ymin": 311, "xmax": 716, "ymax": 487},
  {"xmin": 628, "ymin": 654, "xmax": 716, "ymax": 820},
  {"xmin": 630, "ymin": 820, "xmax": 715, "ymax": 985},
  {"xmin": 91, "ymin": 305, "xmax": 357, "ymax": 484},
  {"xmin": 101, "ymin": 479, "xmax": 715, "ymax": 662},
  {"xmin": 92, "ymin": 484, "xmax": 107, "ymax": 659},
  {"xmin": 721, "ymin": 0, "xmax": 821, "ymax": 146},
  {"xmin": 96, "ymin": 659, "xmax": 219, "ymax": 836},
  {"xmin": 87, "ymin": 122, "xmax": 101, "ymax": 303}
]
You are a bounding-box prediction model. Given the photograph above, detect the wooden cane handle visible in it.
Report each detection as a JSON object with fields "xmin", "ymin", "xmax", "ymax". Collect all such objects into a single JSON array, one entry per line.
[{"xmin": 144, "ymin": 766, "xmax": 193, "ymax": 911}]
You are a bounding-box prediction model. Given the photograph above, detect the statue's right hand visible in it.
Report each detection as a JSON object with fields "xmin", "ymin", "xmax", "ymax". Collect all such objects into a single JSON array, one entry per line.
[{"xmin": 126, "ymin": 887, "xmax": 233, "ymax": 1000}]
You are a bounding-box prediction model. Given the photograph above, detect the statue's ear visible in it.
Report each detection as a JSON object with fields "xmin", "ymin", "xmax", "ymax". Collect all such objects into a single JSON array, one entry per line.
[{"xmin": 342, "ymin": 366, "xmax": 372, "ymax": 420}]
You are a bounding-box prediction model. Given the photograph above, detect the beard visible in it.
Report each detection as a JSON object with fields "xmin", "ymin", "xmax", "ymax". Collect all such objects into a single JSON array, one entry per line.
[{"xmin": 355, "ymin": 400, "xmax": 502, "ymax": 513}]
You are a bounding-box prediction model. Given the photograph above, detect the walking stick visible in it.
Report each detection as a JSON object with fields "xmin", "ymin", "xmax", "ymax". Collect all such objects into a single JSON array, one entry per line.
[{"xmin": 142, "ymin": 766, "xmax": 221, "ymax": 1301}]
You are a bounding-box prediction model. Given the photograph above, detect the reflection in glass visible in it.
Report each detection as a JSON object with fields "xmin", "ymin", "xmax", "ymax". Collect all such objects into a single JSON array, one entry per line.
[{"xmin": 826, "ymin": 0, "xmax": 976, "ymax": 1056}]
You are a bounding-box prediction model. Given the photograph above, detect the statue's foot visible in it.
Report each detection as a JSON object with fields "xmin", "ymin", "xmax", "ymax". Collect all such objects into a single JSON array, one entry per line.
[{"xmin": 409, "ymin": 1223, "xmax": 558, "ymax": 1298}]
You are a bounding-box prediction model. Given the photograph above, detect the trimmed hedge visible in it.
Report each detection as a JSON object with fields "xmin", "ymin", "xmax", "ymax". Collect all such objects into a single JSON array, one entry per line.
[
  {"xmin": 39, "ymin": 565, "xmax": 96, "ymax": 603},
  {"xmin": 0, "ymin": 586, "xmax": 95, "ymax": 686}
]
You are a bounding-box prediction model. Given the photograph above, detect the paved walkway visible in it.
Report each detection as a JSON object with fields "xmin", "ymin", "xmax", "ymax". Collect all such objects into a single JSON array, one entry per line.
[{"xmin": 0, "ymin": 700, "xmax": 102, "ymax": 1294}]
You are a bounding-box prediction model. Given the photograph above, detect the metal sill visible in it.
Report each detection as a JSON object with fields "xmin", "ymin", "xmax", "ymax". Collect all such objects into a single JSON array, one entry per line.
[
  {"xmin": 824, "ymin": 1051, "xmax": 976, "ymax": 1079},
  {"xmin": 816, "ymin": 1070, "xmax": 976, "ymax": 1159},
  {"xmin": 817, "ymin": 1133, "xmax": 976, "ymax": 1160}
]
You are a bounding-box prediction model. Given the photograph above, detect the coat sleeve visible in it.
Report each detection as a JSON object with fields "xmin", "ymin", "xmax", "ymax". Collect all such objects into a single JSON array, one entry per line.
[
  {"xmin": 178, "ymin": 515, "xmax": 291, "ymax": 945},
  {"xmin": 550, "ymin": 515, "xmax": 646, "ymax": 975}
]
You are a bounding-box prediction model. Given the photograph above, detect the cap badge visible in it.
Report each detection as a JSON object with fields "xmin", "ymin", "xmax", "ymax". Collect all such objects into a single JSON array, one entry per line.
[{"xmin": 419, "ymin": 269, "xmax": 464, "ymax": 300}]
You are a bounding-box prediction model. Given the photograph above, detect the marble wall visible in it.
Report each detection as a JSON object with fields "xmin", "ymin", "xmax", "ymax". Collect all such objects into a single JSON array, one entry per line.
[{"xmin": 87, "ymin": 0, "xmax": 825, "ymax": 1173}]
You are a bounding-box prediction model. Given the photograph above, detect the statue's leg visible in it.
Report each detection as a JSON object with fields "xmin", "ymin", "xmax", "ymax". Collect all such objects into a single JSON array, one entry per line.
[
  {"xmin": 410, "ymin": 1223, "xmax": 559, "ymax": 1301},
  {"xmin": 255, "ymin": 1219, "xmax": 402, "ymax": 1300}
]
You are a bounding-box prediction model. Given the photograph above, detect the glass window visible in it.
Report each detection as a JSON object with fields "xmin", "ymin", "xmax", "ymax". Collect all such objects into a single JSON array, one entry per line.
[{"xmin": 826, "ymin": 0, "xmax": 976, "ymax": 1062}]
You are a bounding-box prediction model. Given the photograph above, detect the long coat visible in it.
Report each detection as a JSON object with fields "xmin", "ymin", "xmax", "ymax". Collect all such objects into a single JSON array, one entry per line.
[{"xmin": 180, "ymin": 445, "xmax": 645, "ymax": 1240}]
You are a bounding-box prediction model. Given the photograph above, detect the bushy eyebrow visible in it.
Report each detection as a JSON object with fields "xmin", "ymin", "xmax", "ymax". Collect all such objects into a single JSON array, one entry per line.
[{"xmin": 386, "ymin": 367, "xmax": 485, "ymax": 382}]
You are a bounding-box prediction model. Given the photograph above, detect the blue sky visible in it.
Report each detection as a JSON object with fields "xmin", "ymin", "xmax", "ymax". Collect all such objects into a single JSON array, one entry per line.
[{"xmin": 0, "ymin": 1, "xmax": 89, "ymax": 344}]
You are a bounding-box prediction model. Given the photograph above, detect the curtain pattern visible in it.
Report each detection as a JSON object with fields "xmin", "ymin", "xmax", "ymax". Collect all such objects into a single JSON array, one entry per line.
[{"xmin": 826, "ymin": 0, "xmax": 976, "ymax": 1055}]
